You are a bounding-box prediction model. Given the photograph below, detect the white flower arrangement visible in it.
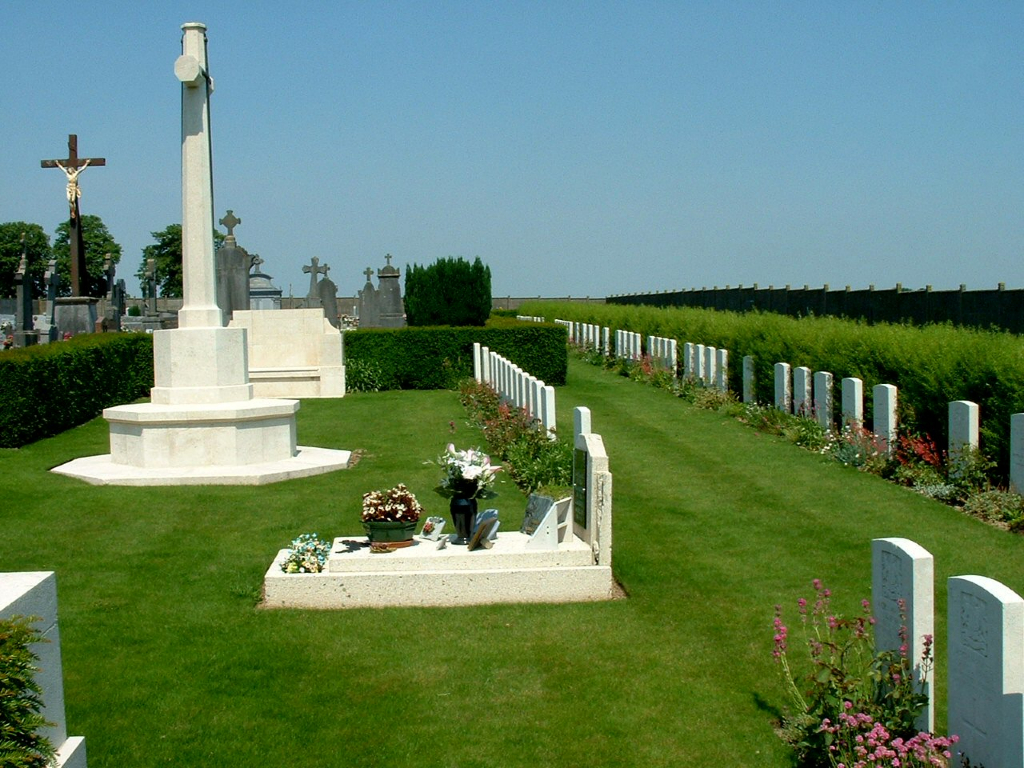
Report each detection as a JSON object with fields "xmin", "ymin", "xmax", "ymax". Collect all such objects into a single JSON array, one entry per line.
[
  {"xmin": 434, "ymin": 444, "xmax": 501, "ymax": 499},
  {"xmin": 280, "ymin": 533, "xmax": 332, "ymax": 574}
]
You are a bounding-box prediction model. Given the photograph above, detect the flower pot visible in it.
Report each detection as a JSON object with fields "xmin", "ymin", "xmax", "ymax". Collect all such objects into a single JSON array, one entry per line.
[
  {"xmin": 450, "ymin": 496, "xmax": 478, "ymax": 545},
  {"xmin": 362, "ymin": 520, "xmax": 417, "ymax": 548}
]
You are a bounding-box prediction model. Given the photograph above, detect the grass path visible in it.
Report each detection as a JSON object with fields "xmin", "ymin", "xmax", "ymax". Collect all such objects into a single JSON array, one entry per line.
[{"xmin": 1, "ymin": 360, "xmax": 1022, "ymax": 766}]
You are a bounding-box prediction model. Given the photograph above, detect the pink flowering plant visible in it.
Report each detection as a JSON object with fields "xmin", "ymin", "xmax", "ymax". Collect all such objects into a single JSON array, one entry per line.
[
  {"xmin": 820, "ymin": 704, "xmax": 958, "ymax": 767},
  {"xmin": 772, "ymin": 580, "xmax": 950, "ymax": 767},
  {"xmin": 434, "ymin": 444, "xmax": 501, "ymax": 500}
]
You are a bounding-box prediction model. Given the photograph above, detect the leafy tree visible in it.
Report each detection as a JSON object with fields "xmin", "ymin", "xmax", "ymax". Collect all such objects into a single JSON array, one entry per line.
[
  {"xmin": 52, "ymin": 214, "xmax": 122, "ymax": 297},
  {"xmin": 0, "ymin": 223, "xmax": 51, "ymax": 299},
  {"xmin": 137, "ymin": 224, "xmax": 224, "ymax": 298},
  {"xmin": 404, "ymin": 256, "xmax": 492, "ymax": 326}
]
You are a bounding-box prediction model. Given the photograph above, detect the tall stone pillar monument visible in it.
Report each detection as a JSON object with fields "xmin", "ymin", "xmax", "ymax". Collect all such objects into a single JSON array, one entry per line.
[
  {"xmin": 51, "ymin": 22, "xmax": 350, "ymax": 485},
  {"xmin": 150, "ymin": 22, "xmax": 252, "ymax": 406}
]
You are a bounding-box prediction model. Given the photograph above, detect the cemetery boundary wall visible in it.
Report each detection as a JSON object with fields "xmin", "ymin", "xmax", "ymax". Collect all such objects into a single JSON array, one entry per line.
[{"xmin": 608, "ymin": 283, "xmax": 1024, "ymax": 334}]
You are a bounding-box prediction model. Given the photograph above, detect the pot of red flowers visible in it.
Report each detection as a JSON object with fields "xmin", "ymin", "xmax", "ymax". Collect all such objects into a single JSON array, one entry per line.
[
  {"xmin": 361, "ymin": 484, "xmax": 423, "ymax": 548},
  {"xmin": 434, "ymin": 445, "xmax": 501, "ymax": 545}
]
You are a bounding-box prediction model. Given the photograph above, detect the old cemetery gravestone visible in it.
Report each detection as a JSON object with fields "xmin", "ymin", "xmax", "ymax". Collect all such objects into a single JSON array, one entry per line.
[
  {"xmin": 248, "ymin": 254, "xmax": 283, "ymax": 310},
  {"xmin": 263, "ymin": 405, "xmax": 614, "ymax": 610},
  {"xmin": 53, "ymin": 21, "xmax": 350, "ymax": 486},
  {"xmin": 41, "ymin": 134, "xmax": 104, "ymax": 336},
  {"xmin": 12, "ymin": 236, "xmax": 38, "ymax": 348},
  {"xmin": 0, "ymin": 572, "xmax": 87, "ymax": 767},
  {"xmin": 376, "ymin": 254, "xmax": 405, "ymax": 328},
  {"xmin": 215, "ymin": 209, "xmax": 251, "ymax": 322}
]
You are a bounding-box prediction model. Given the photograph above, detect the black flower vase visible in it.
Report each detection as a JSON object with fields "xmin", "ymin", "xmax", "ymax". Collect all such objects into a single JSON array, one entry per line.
[{"xmin": 450, "ymin": 496, "xmax": 478, "ymax": 545}]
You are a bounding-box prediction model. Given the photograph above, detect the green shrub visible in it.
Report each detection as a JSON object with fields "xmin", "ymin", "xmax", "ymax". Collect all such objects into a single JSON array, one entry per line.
[
  {"xmin": 0, "ymin": 615, "xmax": 56, "ymax": 768},
  {"xmin": 345, "ymin": 325, "xmax": 567, "ymax": 391},
  {"xmin": 405, "ymin": 257, "xmax": 492, "ymax": 326},
  {"xmin": 0, "ymin": 333, "xmax": 153, "ymax": 448},
  {"xmin": 458, "ymin": 379, "xmax": 572, "ymax": 493}
]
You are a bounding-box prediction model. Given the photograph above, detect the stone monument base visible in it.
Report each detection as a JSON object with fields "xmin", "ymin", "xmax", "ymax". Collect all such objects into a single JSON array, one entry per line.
[
  {"xmin": 52, "ymin": 297, "xmax": 99, "ymax": 337},
  {"xmin": 263, "ymin": 532, "xmax": 615, "ymax": 609},
  {"xmin": 51, "ymin": 398, "xmax": 351, "ymax": 486}
]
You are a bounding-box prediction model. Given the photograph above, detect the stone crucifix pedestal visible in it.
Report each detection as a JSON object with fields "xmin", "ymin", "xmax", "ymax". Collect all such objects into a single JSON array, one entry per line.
[{"xmin": 52, "ymin": 22, "xmax": 350, "ymax": 486}]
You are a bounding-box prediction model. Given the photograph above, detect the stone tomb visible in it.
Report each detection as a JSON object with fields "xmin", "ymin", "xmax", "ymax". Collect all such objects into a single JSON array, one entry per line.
[
  {"xmin": 229, "ymin": 308, "xmax": 345, "ymax": 398},
  {"xmin": 0, "ymin": 572, "xmax": 87, "ymax": 768},
  {"xmin": 263, "ymin": 426, "xmax": 614, "ymax": 609}
]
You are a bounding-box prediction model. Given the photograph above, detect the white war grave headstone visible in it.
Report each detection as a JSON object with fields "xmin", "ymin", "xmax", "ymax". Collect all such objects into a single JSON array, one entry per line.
[
  {"xmin": 573, "ymin": 407, "xmax": 612, "ymax": 567},
  {"xmin": 871, "ymin": 538, "xmax": 935, "ymax": 732},
  {"xmin": 947, "ymin": 575, "xmax": 1024, "ymax": 768}
]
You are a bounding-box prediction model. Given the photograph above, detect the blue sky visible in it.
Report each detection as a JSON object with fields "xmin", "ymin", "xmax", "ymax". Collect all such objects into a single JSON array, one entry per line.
[{"xmin": 3, "ymin": 2, "xmax": 1021, "ymax": 298}]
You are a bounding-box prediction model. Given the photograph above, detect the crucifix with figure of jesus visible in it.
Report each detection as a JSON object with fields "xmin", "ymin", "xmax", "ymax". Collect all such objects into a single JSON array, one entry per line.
[{"xmin": 41, "ymin": 134, "xmax": 106, "ymax": 297}]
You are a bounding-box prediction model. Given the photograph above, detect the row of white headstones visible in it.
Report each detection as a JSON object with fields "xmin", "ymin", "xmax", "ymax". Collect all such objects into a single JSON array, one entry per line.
[
  {"xmin": 544, "ymin": 317, "xmax": 1024, "ymax": 765},
  {"xmin": 553, "ymin": 318, "xmax": 1024, "ymax": 493},
  {"xmin": 472, "ymin": 341, "xmax": 557, "ymax": 436}
]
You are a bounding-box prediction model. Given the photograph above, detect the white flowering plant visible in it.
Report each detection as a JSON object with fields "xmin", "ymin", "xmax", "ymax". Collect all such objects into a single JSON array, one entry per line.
[
  {"xmin": 434, "ymin": 444, "xmax": 501, "ymax": 499},
  {"xmin": 361, "ymin": 483, "xmax": 423, "ymax": 522},
  {"xmin": 280, "ymin": 533, "xmax": 332, "ymax": 574}
]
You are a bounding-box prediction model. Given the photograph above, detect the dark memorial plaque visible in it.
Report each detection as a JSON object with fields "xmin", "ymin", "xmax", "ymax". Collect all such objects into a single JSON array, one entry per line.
[{"xmin": 573, "ymin": 446, "xmax": 588, "ymax": 528}]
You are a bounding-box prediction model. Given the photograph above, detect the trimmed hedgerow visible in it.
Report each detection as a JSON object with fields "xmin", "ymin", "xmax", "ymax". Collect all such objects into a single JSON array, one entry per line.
[
  {"xmin": 0, "ymin": 333, "xmax": 154, "ymax": 448},
  {"xmin": 345, "ymin": 322, "xmax": 567, "ymax": 392},
  {"xmin": 520, "ymin": 300, "xmax": 1024, "ymax": 481}
]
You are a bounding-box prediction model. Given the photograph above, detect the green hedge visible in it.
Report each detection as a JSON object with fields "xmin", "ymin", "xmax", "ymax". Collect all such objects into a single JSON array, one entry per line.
[
  {"xmin": 345, "ymin": 323, "xmax": 567, "ymax": 391},
  {"xmin": 0, "ymin": 333, "xmax": 154, "ymax": 448},
  {"xmin": 519, "ymin": 300, "xmax": 1024, "ymax": 480}
]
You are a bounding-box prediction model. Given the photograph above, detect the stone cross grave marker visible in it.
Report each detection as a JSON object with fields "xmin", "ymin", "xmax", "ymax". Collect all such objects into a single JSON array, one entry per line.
[
  {"xmin": 303, "ymin": 256, "xmax": 328, "ymax": 299},
  {"xmin": 41, "ymin": 134, "xmax": 105, "ymax": 297}
]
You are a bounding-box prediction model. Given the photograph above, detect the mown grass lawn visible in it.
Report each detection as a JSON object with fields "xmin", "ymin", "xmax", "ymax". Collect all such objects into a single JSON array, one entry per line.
[{"xmin": 2, "ymin": 358, "xmax": 1023, "ymax": 767}]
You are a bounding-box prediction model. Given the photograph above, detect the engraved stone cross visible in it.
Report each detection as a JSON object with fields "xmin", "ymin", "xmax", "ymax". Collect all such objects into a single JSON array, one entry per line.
[
  {"xmin": 219, "ymin": 209, "xmax": 240, "ymax": 237},
  {"xmin": 303, "ymin": 256, "xmax": 328, "ymax": 298}
]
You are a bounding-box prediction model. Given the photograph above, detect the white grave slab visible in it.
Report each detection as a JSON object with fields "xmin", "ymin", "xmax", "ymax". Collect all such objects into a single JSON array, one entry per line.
[
  {"xmin": 1012, "ymin": 413, "xmax": 1024, "ymax": 495},
  {"xmin": 742, "ymin": 355, "xmax": 754, "ymax": 403},
  {"xmin": 774, "ymin": 362, "xmax": 792, "ymax": 413},
  {"xmin": 813, "ymin": 371, "xmax": 833, "ymax": 431},
  {"xmin": 842, "ymin": 377, "xmax": 863, "ymax": 427},
  {"xmin": 873, "ymin": 384, "xmax": 897, "ymax": 453},
  {"xmin": 793, "ymin": 366, "xmax": 811, "ymax": 416},
  {"xmin": 872, "ymin": 538, "xmax": 935, "ymax": 732},
  {"xmin": 947, "ymin": 575, "xmax": 1024, "ymax": 768},
  {"xmin": 949, "ymin": 400, "xmax": 980, "ymax": 472}
]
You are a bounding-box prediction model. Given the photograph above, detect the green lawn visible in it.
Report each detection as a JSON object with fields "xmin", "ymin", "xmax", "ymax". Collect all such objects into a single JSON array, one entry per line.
[{"xmin": 3, "ymin": 359, "xmax": 1023, "ymax": 767}]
